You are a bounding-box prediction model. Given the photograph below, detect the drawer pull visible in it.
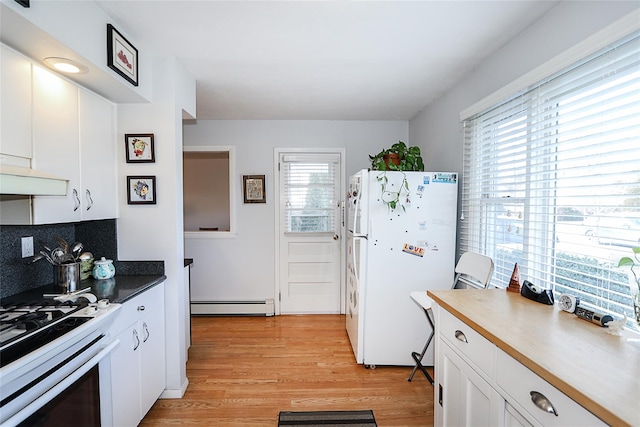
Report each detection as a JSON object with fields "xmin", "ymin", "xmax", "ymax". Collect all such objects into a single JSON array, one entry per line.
[
  {"xmin": 530, "ymin": 391, "xmax": 558, "ymax": 416},
  {"xmin": 454, "ymin": 330, "xmax": 468, "ymax": 343}
]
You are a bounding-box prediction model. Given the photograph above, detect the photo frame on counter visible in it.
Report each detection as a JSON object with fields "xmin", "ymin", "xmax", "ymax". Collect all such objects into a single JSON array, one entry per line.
[
  {"xmin": 107, "ymin": 23, "xmax": 138, "ymax": 86},
  {"xmin": 125, "ymin": 133, "xmax": 155, "ymax": 163},
  {"xmin": 127, "ymin": 176, "xmax": 156, "ymax": 205},
  {"xmin": 243, "ymin": 175, "xmax": 266, "ymax": 203}
]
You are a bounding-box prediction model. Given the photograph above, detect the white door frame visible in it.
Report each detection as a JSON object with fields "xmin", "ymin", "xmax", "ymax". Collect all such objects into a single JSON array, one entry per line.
[{"xmin": 273, "ymin": 147, "xmax": 346, "ymax": 315}]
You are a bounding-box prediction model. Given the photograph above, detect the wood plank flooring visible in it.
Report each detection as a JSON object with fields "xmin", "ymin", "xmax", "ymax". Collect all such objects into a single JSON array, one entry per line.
[{"xmin": 140, "ymin": 314, "xmax": 434, "ymax": 426}]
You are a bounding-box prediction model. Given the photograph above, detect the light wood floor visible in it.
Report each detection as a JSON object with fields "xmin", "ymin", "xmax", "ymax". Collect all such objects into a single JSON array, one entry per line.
[{"xmin": 141, "ymin": 314, "xmax": 434, "ymax": 426}]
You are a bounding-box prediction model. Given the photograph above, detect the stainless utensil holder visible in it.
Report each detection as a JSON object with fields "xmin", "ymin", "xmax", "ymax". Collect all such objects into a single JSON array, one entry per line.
[{"xmin": 55, "ymin": 262, "xmax": 81, "ymax": 293}]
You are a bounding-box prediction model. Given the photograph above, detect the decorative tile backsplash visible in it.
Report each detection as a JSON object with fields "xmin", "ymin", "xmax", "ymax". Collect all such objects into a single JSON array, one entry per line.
[{"xmin": 0, "ymin": 219, "xmax": 163, "ymax": 299}]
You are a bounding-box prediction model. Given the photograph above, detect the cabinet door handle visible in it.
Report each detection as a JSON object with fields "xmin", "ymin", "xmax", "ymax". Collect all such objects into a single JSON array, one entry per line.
[
  {"xmin": 143, "ymin": 322, "xmax": 150, "ymax": 343},
  {"xmin": 438, "ymin": 383, "xmax": 443, "ymax": 407},
  {"xmin": 530, "ymin": 391, "xmax": 558, "ymax": 416},
  {"xmin": 137, "ymin": 305, "xmax": 145, "ymax": 311},
  {"xmin": 454, "ymin": 330, "xmax": 468, "ymax": 343},
  {"xmin": 85, "ymin": 189, "xmax": 93, "ymax": 211},
  {"xmin": 72, "ymin": 189, "xmax": 80, "ymax": 211},
  {"xmin": 133, "ymin": 329, "xmax": 140, "ymax": 351}
]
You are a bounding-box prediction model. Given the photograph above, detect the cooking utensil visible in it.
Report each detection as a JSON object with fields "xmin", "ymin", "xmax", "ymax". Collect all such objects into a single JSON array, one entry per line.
[
  {"xmin": 70, "ymin": 242, "xmax": 83, "ymax": 259},
  {"xmin": 51, "ymin": 248, "xmax": 65, "ymax": 264},
  {"xmin": 38, "ymin": 250, "xmax": 55, "ymax": 265},
  {"xmin": 53, "ymin": 236, "xmax": 69, "ymax": 253}
]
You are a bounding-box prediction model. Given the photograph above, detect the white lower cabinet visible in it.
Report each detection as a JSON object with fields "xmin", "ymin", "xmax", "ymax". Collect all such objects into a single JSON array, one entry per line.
[
  {"xmin": 434, "ymin": 305, "xmax": 605, "ymax": 427},
  {"xmin": 110, "ymin": 283, "xmax": 166, "ymax": 427},
  {"xmin": 439, "ymin": 341, "xmax": 502, "ymax": 427}
]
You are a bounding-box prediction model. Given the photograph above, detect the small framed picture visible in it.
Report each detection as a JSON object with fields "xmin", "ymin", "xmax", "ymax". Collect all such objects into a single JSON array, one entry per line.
[
  {"xmin": 107, "ymin": 24, "xmax": 138, "ymax": 86},
  {"xmin": 127, "ymin": 176, "xmax": 156, "ymax": 205},
  {"xmin": 125, "ymin": 134, "xmax": 155, "ymax": 163},
  {"xmin": 243, "ymin": 175, "xmax": 266, "ymax": 204}
]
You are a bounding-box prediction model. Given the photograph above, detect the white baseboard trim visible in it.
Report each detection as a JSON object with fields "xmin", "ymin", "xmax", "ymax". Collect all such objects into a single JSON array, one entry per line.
[
  {"xmin": 191, "ymin": 299, "xmax": 275, "ymax": 316},
  {"xmin": 160, "ymin": 378, "xmax": 189, "ymax": 399}
]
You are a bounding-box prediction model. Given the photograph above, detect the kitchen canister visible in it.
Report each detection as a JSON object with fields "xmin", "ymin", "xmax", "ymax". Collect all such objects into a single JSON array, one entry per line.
[
  {"xmin": 92, "ymin": 257, "xmax": 115, "ymax": 280},
  {"xmin": 55, "ymin": 262, "xmax": 81, "ymax": 293}
]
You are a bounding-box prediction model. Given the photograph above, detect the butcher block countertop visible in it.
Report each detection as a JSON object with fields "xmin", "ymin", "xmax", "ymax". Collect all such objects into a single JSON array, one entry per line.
[{"xmin": 427, "ymin": 289, "xmax": 640, "ymax": 427}]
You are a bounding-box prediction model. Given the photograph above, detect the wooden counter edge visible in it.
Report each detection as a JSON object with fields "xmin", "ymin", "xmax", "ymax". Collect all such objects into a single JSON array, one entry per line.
[{"xmin": 427, "ymin": 289, "xmax": 632, "ymax": 427}]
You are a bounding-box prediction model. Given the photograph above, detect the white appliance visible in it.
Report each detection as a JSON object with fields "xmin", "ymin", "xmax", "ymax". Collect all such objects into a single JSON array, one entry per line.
[{"xmin": 346, "ymin": 169, "xmax": 458, "ymax": 366}]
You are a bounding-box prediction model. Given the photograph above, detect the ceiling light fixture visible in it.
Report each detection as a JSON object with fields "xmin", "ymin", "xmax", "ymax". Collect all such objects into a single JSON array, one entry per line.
[{"xmin": 43, "ymin": 57, "xmax": 89, "ymax": 74}]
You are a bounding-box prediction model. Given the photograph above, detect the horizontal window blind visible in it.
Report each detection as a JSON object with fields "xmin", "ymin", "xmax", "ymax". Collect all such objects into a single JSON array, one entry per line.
[
  {"xmin": 282, "ymin": 154, "xmax": 340, "ymax": 233},
  {"xmin": 461, "ymin": 31, "xmax": 640, "ymax": 327}
]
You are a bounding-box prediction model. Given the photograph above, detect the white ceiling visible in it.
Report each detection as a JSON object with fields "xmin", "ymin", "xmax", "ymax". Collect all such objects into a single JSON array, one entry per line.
[{"xmin": 94, "ymin": 1, "xmax": 558, "ymax": 121}]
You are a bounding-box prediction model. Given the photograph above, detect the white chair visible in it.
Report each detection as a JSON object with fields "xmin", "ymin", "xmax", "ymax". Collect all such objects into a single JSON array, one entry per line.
[{"xmin": 408, "ymin": 252, "xmax": 494, "ymax": 383}]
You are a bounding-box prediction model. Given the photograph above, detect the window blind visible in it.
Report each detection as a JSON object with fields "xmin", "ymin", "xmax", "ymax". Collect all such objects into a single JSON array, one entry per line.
[
  {"xmin": 281, "ymin": 154, "xmax": 340, "ymax": 233},
  {"xmin": 461, "ymin": 31, "xmax": 640, "ymax": 325}
]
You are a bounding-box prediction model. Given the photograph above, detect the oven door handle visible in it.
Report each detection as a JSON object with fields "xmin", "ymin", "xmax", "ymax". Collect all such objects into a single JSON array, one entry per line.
[{"xmin": 2, "ymin": 339, "xmax": 119, "ymax": 427}]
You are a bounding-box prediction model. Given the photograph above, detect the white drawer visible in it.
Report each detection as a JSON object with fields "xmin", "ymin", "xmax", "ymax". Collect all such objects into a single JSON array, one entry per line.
[
  {"xmin": 495, "ymin": 350, "xmax": 606, "ymax": 427},
  {"xmin": 109, "ymin": 285, "xmax": 162, "ymax": 336},
  {"xmin": 438, "ymin": 307, "xmax": 495, "ymax": 377}
]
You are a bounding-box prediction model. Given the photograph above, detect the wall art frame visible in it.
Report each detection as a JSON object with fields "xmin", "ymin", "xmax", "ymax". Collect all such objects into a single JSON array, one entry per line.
[
  {"xmin": 127, "ymin": 175, "xmax": 156, "ymax": 205},
  {"xmin": 107, "ymin": 23, "xmax": 138, "ymax": 86},
  {"xmin": 243, "ymin": 175, "xmax": 266, "ymax": 204},
  {"xmin": 125, "ymin": 133, "xmax": 155, "ymax": 163}
]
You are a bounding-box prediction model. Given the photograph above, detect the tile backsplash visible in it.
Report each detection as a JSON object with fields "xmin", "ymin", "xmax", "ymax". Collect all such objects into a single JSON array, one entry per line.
[{"xmin": 0, "ymin": 219, "xmax": 118, "ymax": 299}]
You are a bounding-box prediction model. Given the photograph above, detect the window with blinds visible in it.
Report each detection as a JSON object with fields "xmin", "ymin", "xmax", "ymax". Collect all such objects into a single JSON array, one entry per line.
[
  {"xmin": 281, "ymin": 154, "xmax": 340, "ymax": 233},
  {"xmin": 460, "ymin": 31, "xmax": 640, "ymax": 327}
]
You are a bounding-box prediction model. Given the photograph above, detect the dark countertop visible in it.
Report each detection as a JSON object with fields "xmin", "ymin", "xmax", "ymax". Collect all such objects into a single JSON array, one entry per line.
[{"xmin": 3, "ymin": 274, "xmax": 166, "ymax": 305}]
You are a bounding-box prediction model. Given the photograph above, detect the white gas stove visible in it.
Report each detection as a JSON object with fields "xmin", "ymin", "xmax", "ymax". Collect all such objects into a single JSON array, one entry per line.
[{"xmin": 0, "ymin": 290, "xmax": 120, "ymax": 426}]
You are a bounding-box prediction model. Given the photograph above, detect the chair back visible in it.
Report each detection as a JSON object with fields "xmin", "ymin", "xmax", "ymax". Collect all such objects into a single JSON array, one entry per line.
[{"xmin": 452, "ymin": 252, "xmax": 494, "ymax": 290}]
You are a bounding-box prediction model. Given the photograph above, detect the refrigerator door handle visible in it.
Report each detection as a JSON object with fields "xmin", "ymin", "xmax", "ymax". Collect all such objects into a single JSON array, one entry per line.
[
  {"xmin": 352, "ymin": 236, "xmax": 360, "ymax": 285},
  {"xmin": 353, "ymin": 191, "xmax": 361, "ymax": 235}
]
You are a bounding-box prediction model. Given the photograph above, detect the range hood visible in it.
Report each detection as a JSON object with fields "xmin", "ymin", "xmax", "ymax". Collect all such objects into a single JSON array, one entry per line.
[{"xmin": 0, "ymin": 164, "xmax": 68, "ymax": 196}]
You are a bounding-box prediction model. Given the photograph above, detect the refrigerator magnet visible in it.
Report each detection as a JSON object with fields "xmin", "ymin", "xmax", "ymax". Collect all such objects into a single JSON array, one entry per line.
[{"xmin": 402, "ymin": 243, "xmax": 425, "ymax": 257}]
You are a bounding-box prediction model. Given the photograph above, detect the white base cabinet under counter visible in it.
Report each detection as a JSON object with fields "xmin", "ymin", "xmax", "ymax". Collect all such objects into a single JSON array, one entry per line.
[
  {"xmin": 109, "ymin": 282, "xmax": 166, "ymax": 427},
  {"xmin": 429, "ymin": 289, "xmax": 636, "ymax": 427}
]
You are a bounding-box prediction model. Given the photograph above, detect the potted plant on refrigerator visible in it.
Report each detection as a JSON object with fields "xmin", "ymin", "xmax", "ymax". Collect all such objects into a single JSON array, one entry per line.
[{"xmin": 368, "ymin": 141, "xmax": 424, "ymax": 212}]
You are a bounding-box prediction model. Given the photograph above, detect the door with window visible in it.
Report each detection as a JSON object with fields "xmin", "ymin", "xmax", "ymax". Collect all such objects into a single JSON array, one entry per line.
[{"xmin": 276, "ymin": 150, "xmax": 345, "ymax": 314}]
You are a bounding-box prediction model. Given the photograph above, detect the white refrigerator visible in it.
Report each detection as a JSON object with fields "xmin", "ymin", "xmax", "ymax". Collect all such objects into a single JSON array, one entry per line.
[{"xmin": 346, "ymin": 169, "xmax": 458, "ymax": 366}]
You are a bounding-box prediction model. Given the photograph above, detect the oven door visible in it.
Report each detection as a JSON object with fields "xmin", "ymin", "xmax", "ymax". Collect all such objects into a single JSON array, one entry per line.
[{"xmin": 0, "ymin": 336, "xmax": 118, "ymax": 427}]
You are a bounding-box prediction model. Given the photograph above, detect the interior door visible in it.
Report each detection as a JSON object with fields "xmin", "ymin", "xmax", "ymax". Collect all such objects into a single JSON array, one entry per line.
[{"xmin": 276, "ymin": 150, "xmax": 345, "ymax": 314}]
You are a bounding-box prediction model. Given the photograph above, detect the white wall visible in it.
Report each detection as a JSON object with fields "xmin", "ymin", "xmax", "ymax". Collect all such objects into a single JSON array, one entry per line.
[
  {"xmin": 411, "ymin": 1, "xmax": 639, "ymax": 172},
  {"xmin": 409, "ymin": 0, "xmax": 640, "ymax": 253},
  {"xmin": 183, "ymin": 120, "xmax": 407, "ymax": 302},
  {"xmin": 117, "ymin": 55, "xmax": 195, "ymax": 397}
]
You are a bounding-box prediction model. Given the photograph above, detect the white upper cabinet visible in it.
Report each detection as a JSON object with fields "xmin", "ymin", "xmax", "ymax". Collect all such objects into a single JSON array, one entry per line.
[
  {"xmin": 78, "ymin": 88, "xmax": 117, "ymax": 221},
  {"xmin": 31, "ymin": 66, "xmax": 117, "ymax": 223},
  {"xmin": 1, "ymin": 45, "xmax": 32, "ymax": 159},
  {"xmin": 31, "ymin": 65, "xmax": 81, "ymax": 223}
]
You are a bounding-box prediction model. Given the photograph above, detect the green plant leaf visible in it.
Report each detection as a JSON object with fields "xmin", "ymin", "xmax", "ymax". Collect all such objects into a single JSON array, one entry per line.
[{"xmin": 619, "ymin": 257, "xmax": 636, "ymax": 267}]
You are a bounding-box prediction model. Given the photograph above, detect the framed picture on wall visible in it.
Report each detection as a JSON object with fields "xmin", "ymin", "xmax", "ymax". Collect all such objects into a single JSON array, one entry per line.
[
  {"xmin": 243, "ymin": 175, "xmax": 266, "ymax": 203},
  {"xmin": 125, "ymin": 133, "xmax": 155, "ymax": 163},
  {"xmin": 127, "ymin": 176, "xmax": 156, "ymax": 205},
  {"xmin": 107, "ymin": 23, "xmax": 138, "ymax": 86}
]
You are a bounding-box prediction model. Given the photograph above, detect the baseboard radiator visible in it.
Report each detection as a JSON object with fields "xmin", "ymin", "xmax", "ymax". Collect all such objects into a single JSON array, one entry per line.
[{"xmin": 191, "ymin": 299, "xmax": 275, "ymax": 316}]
